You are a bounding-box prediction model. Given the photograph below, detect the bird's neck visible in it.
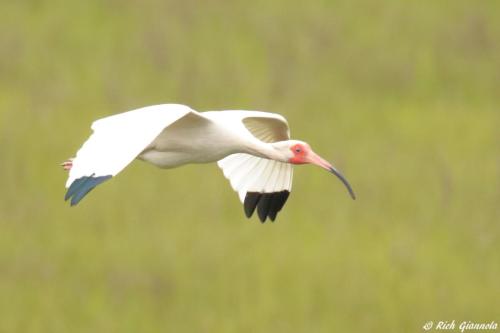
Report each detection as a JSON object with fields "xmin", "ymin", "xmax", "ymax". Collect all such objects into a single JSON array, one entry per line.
[{"xmin": 246, "ymin": 141, "xmax": 288, "ymax": 162}]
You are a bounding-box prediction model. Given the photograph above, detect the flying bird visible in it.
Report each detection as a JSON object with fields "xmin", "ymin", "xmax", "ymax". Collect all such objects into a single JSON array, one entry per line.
[{"xmin": 63, "ymin": 104, "xmax": 355, "ymax": 222}]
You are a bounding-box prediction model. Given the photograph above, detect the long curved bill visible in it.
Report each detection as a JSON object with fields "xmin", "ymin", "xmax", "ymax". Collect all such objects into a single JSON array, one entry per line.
[{"xmin": 307, "ymin": 151, "xmax": 356, "ymax": 200}]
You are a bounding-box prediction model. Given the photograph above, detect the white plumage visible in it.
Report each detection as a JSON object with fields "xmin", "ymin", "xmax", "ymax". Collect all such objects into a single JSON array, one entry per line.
[
  {"xmin": 63, "ymin": 103, "xmax": 355, "ymax": 222},
  {"xmin": 218, "ymin": 154, "xmax": 292, "ymax": 202}
]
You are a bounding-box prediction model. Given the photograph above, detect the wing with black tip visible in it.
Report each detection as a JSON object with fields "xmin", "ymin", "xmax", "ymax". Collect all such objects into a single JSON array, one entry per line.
[
  {"xmin": 217, "ymin": 112, "xmax": 293, "ymax": 222},
  {"xmin": 218, "ymin": 154, "xmax": 293, "ymax": 222},
  {"xmin": 64, "ymin": 104, "xmax": 205, "ymax": 206}
]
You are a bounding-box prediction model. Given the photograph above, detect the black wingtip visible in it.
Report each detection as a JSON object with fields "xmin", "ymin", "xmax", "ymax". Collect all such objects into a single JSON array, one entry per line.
[
  {"xmin": 244, "ymin": 192, "xmax": 261, "ymax": 218},
  {"xmin": 268, "ymin": 191, "xmax": 289, "ymax": 222},
  {"xmin": 65, "ymin": 175, "xmax": 112, "ymax": 206},
  {"xmin": 64, "ymin": 177, "xmax": 86, "ymax": 201},
  {"xmin": 244, "ymin": 191, "xmax": 290, "ymax": 223},
  {"xmin": 257, "ymin": 194, "xmax": 272, "ymax": 223}
]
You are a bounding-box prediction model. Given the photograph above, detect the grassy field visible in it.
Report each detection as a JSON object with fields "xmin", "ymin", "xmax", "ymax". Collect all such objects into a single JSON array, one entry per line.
[{"xmin": 1, "ymin": 0, "xmax": 499, "ymax": 332}]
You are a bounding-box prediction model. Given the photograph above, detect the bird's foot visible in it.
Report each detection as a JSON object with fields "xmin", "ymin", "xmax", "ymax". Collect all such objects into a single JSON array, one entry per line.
[{"xmin": 61, "ymin": 159, "xmax": 73, "ymax": 171}]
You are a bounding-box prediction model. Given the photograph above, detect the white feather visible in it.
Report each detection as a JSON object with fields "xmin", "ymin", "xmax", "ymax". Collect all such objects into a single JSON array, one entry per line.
[
  {"xmin": 214, "ymin": 111, "xmax": 293, "ymax": 203},
  {"xmin": 66, "ymin": 104, "xmax": 196, "ymax": 187},
  {"xmin": 217, "ymin": 154, "xmax": 293, "ymax": 203},
  {"xmin": 65, "ymin": 105, "xmax": 296, "ymax": 217}
]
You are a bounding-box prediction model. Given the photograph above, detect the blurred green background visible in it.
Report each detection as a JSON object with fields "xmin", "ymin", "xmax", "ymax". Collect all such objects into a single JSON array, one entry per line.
[{"xmin": 1, "ymin": 0, "xmax": 499, "ymax": 332}]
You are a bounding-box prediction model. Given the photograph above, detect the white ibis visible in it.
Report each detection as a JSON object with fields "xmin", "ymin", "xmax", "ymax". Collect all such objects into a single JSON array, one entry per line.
[{"xmin": 63, "ymin": 104, "xmax": 355, "ymax": 222}]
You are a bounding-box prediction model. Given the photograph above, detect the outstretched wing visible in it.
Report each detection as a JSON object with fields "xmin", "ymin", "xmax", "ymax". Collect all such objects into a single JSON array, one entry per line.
[
  {"xmin": 65, "ymin": 104, "xmax": 203, "ymax": 205},
  {"xmin": 218, "ymin": 154, "xmax": 293, "ymax": 222},
  {"xmin": 217, "ymin": 111, "xmax": 293, "ymax": 223}
]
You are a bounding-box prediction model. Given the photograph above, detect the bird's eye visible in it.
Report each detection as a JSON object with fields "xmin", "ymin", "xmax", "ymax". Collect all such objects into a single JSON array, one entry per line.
[{"xmin": 295, "ymin": 147, "xmax": 301, "ymax": 153}]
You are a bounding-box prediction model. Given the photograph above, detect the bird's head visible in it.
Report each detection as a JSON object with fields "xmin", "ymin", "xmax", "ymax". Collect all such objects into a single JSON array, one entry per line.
[{"xmin": 274, "ymin": 140, "xmax": 356, "ymax": 200}]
